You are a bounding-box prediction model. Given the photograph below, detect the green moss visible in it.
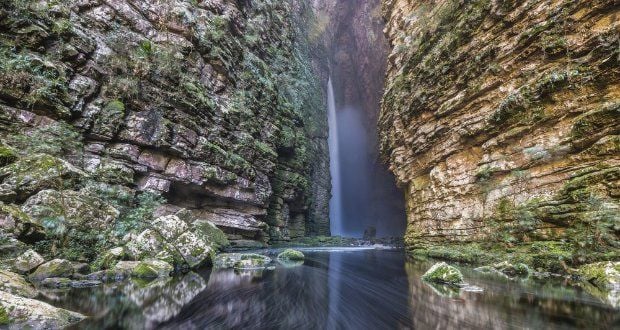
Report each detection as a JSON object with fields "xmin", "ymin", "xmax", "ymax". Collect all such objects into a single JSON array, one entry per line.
[
  {"xmin": 0, "ymin": 146, "xmax": 17, "ymax": 167},
  {"xmin": 277, "ymin": 249, "xmax": 304, "ymax": 261},
  {"xmin": 0, "ymin": 305, "xmax": 9, "ymax": 325},
  {"xmin": 131, "ymin": 263, "xmax": 158, "ymax": 278}
]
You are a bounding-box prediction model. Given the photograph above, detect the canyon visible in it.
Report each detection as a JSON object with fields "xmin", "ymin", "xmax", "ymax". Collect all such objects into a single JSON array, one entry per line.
[{"xmin": 0, "ymin": 0, "xmax": 617, "ymax": 328}]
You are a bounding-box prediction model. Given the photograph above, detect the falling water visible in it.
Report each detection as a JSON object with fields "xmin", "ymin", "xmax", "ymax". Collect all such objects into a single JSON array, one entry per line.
[{"xmin": 327, "ymin": 78, "xmax": 343, "ymax": 236}]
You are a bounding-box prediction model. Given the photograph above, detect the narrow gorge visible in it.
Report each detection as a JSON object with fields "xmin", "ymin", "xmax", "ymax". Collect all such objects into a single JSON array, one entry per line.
[{"xmin": 0, "ymin": 0, "xmax": 617, "ymax": 328}]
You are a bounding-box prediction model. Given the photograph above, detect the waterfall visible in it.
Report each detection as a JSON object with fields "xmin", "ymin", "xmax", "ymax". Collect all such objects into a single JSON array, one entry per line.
[{"xmin": 327, "ymin": 78, "xmax": 343, "ymax": 236}]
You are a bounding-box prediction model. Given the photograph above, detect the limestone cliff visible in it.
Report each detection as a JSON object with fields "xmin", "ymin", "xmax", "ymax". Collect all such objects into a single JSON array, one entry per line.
[
  {"xmin": 0, "ymin": 0, "xmax": 330, "ymax": 255},
  {"xmin": 380, "ymin": 0, "xmax": 619, "ymax": 263}
]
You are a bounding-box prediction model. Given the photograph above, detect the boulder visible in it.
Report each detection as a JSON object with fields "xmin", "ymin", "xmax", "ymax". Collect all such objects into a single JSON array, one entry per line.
[
  {"xmin": 0, "ymin": 270, "xmax": 37, "ymax": 298},
  {"xmin": 92, "ymin": 246, "xmax": 125, "ymax": 271},
  {"xmin": 277, "ymin": 249, "xmax": 304, "ymax": 261},
  {"xmin": 475, "ymin": 261, "xmax": 530, "ymax": 278},
  {"xmin": 0, "ymin": 203, "xmax": 45, "ymax": 242},
  {"xmin": 30, "ymin": 259, "xmax": 74, "ymax": 281},
  {"xmin": 131, "ymin": 259, "xmax": 173, "ymax": 278},
  {"xmin": 22, "ymin": 189, "xmax": 119, "ymax": 231},
  {"xmin": 422, "ymin": 262, "xmax": 464, "ymax": 285},
  {"xmin": 0, "ymin": 290, "xmax": 85, "ymax": 328},
  {"xmin": 0, "ymin": 154, "xmax": 84, "ymax": 201},
  {"xmin": 214, "ymin": 253, "xmax": 272, "ymax": 270},
  {"xmin": 14, "ymin": 249, "xmax": 45, "ymax": 273},
  {"xmin": 126, "ymin": 213, "xmax": 214, "ymax": 269}
]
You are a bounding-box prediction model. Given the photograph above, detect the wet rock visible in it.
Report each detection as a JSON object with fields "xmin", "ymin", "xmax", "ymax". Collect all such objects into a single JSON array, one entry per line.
[
  {"xmin": 214, "ymin": 253, "xmax": 272, "ymax": 270},
  {"xmin": 422, "ymin": 262, "xmax": 464, "ymax": 285},
  {"xmin": 0, "ymin": 270, "xmax": 36, "ymax": 298},
  {"xmin": 30, "ymin": 259, "xmax": 74, "ymax": 281},
  {"xmin": 0, "ymin": 290, "xmax": 85, "ymax": 328},
  {"xmin": 277, "ymin": 248, "xmax": 304, "ymax": 261},
  {"xmin": 40, "ymin": 277, "xmax": 72, "ymax": 288},
  {"xmin": 40, "ymin": 277, "xmax": 102, "ymax": 288},
  {"xmin": 475, "ymin": 261, "xmax": 530, "ymax": 278}
]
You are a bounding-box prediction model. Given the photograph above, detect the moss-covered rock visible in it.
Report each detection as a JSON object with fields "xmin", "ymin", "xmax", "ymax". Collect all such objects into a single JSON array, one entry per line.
[
  {"xmin": 0, "ymin": 270, "xmax": 37, "ymax": 298},
  {"xmin": 131, "ymin": 259, "xmax": 173, "ymax": 278},
  {"xmin": 421, "ymin": 262, "xmax": 464, "ymax": 285},
  {"xmin": 277, "ymin": 248, "xmax": 304, "ymax": 261},
  {"xmin": 214, "ymin": 253, "xmax": 272, "ymax": 270},
  {"xmin": 0, "ymin": 145, "xmax": 17, "ymax": 167},
  {"xmin": 91, "ymin": 247, "xmax": 125, "ymax": 271},
  {"xmin": 578, "ymin": 262, "xmax": 620, "ymax": 291},
  {"xmin": 126, "ymin": 213, "xmax": 215, "ymax": 269},
  {"xmin": 0, "ymin": 154, "xmax": 84, "ymax": 201},
  {"xmin": 0, "ymin": 203, "xmax": 45, "ymax": 242},
  {"xmin": 192, "ymin": 220, "xmax": 230, "ymax": 251},
  {"xmin": 29, "ymin": 259, "xmax": 73, "ymax": 281},
  {"xmin": 14, "ymin": 249, "xmax": 45, "ymax": 273}
]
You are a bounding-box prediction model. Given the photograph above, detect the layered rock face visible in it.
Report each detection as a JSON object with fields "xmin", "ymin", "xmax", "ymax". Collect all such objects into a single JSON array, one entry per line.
[
  {"xmin": 380, "ymin": 0, "xmax": 619, "ymax": 253},
  {"xmin": 0, "ymin": 0, "xmax": 330, "ymax": 252}
]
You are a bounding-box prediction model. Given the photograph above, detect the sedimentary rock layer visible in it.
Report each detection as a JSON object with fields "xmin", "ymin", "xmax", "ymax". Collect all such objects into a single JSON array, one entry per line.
[
  {"xmin": 379, "ymin": 0, "xmax": 619, "ymax": 248},
  {"xmin": 0, "ymin": 0, "xmax": 330, "ymax": 245}
]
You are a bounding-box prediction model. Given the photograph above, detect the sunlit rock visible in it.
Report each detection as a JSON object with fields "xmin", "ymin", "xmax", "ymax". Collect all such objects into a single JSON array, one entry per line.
[{"xmin": 14, "ymin": 250, "xmax": 45, "ymax": 274}]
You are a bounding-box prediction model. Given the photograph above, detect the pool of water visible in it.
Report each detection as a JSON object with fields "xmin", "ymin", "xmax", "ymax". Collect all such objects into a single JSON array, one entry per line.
[{"xmin": 41, "ymin": 248, "xmax": 618, "ymax": 329}]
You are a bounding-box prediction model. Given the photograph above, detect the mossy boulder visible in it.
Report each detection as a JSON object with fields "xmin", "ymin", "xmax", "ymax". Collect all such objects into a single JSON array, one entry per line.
[
  {"xmin": 0, "ymin": 270, "xmax": 37, "ymax": 298},
  {"xmin": 277, "ymin": 248, "xmax": 304, "ymax": 261},
  {"xmin": 234, "ymin": 254, "xmax": 272, "ymax": 270},
  {"xmin": 29, "ymin": 259, "xmax": 73, "ymax": 281},
  {"xmin": 475, "ymin": 261, "xmax": 530, "ymax": 278},
  {"xmin": 0, "ymin": 154, "xmax": 84, "ymax": 201},
  {"xmin": 14, "ymin": 249, "xmax": 45, "ymax": 273},
  {"xmin": 578, "ymin": 262, "xmax": 620, "ymax": 290},
  {"xmin": 92, "ymin": 247, "xmax": 125, "ymax": 271},
  {"xmin": 214, "ymin": 253, "xmax": 272, "ymax": 269},
  {"xmin": 22, "ymin": 189, "xmax": 120, "ymax": 231},
  {"xmin": 131, "ymin": 259, "xmax": 173, "ymax": 278},
  {"xmin": 0, "ymin": 290, "xmax": 85, "ymax": 328},
  {"xmin": 192, "ymin": 220, "xmax": 229, "ymax": 251},
  {"xmin": 0, "ymin": 203, "xmax": 45, "ymax": 242},
  {"xmin": 126, "ymin": 213, "xmax": 215, "ymax": 269},
  {"xmin": 422, "ymin": 262, "xmax": 464, "ymax": 285}
]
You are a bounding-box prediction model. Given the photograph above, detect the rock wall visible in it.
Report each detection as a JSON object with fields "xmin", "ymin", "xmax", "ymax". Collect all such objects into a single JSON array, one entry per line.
[
  {"xmin": 0, "ymin": 0, "xmax": 330, "ymax": 252},
  {"xmin": 379, "ymin": 0, "xmax": 619, "ymax": 253}
]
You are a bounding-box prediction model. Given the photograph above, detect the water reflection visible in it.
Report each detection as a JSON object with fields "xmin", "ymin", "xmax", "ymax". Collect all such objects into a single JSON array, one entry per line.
[{"xmin": 43, "ymin": 250, "xmax": 619, "ymax": 329}]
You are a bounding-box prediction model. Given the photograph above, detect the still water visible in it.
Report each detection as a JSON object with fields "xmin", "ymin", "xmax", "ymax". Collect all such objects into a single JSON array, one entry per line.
[{"xmin": 41, "ymin": 248, "xmax": 618, "ymax": 329}]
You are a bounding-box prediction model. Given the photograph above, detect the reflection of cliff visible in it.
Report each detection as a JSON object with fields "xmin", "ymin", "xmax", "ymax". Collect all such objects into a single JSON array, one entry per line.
[
  {"xmin": 161, "ymin": 265, "xmax": 331, "ymax": 328},
  {"xmin": 404, "ymin": 262, "xmax": 618, "ymax": 329},
  {"xmin": 55, "ymin": 272, "xmax": 208, "ymax": 329}
]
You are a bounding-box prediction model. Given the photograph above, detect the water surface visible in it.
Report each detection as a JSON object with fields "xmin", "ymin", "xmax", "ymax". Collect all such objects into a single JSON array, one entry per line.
[{"xmin": 43, "ymin": 249, "xmax": 618, "ymax": 329}]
